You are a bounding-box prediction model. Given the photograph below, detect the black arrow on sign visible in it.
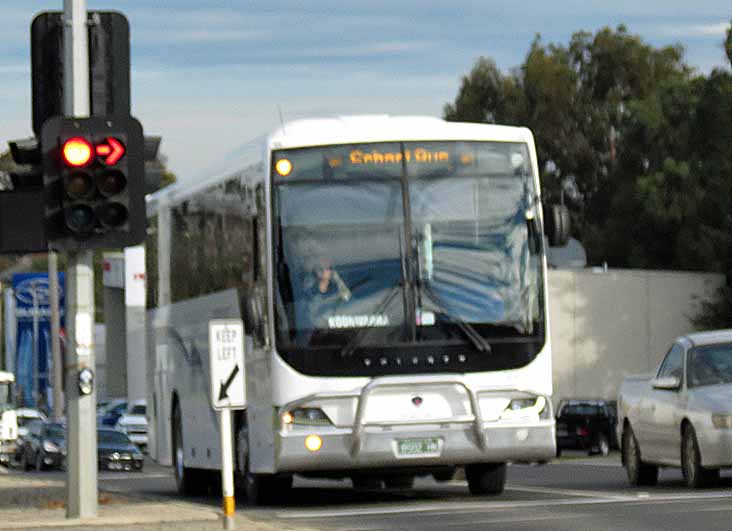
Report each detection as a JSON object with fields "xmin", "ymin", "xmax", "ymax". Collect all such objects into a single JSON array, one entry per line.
[{"xmin": 218, "ymin": 364, "xmax": 240, "ymax": 402}]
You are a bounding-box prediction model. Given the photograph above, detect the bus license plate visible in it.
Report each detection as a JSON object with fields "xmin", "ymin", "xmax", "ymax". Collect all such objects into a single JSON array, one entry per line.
[{"xmin": 396, "ymin": 438, "xmax": 441, "ymax": 457}]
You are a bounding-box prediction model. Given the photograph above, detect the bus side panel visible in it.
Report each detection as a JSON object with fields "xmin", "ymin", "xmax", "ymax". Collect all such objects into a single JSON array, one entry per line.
[
  {"xmin": 246, "ymin": 343, "xmax": 275, "ymax": 474},
  {"xmin": 149, "ymin": 289, "xmax": 242, "ymax": 470}
]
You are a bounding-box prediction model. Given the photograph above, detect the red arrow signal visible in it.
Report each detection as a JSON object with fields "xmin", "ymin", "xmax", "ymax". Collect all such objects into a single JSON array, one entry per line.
[{"xmin": 95, "ymin": 137, "xmax": 125, "ymax": 165}]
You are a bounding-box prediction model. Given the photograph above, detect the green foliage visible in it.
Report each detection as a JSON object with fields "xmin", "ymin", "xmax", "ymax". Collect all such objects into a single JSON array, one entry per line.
[{"xmin": 445, "ymin": 23, "xmax": 732, "ymax": 329}]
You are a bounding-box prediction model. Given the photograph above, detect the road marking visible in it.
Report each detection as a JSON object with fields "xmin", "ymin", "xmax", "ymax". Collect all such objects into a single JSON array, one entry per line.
[
  {"xmin": 506, "ymin": 484, "xmax": 634, "ymax": 500},
  {"xmin": 99, "ymin": 472, "xmax": 170, "ymax": 481},
  {"xmin": 339, "ymin": 513, "xmax": 590, "ymax": 530},
  {"xmin": 276, "ymin": 490, "xmax": 732, "ymax": 520}
]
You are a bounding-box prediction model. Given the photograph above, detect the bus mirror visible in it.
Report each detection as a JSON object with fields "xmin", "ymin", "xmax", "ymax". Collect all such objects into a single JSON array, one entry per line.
[{"xmin": 544, "ymin": 204, "xmax": 570, "ymax": 247}]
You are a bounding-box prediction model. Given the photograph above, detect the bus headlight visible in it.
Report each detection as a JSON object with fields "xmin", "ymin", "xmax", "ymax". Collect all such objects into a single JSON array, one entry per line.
[
  {"xmin": 282, "ymin": 408, "xmax": 333, "ymax": 427},
  {"xmin": 500, "ymin": 396, "xmax": 549, "ymax": 421}
]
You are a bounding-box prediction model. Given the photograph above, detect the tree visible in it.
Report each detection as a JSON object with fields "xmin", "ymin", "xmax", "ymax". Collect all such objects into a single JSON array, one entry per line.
[{"xmin": 445, "ymin": 25, "xmax": 732, "ymax": 328}]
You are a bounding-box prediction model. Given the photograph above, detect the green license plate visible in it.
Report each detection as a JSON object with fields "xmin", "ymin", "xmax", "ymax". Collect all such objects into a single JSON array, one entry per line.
[{"xmin": 396, "ymin": 438, "xmax": 441, "ymax": 456}]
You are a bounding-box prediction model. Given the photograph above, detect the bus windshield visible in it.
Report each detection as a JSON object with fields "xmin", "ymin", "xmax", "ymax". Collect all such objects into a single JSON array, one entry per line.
[{"xmin": 272, "ymin": 141, "xmax": 544, "ymax": 374}]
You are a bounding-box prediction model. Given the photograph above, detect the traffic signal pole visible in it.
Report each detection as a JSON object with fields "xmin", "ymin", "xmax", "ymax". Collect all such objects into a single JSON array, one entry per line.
[{"xmin": 63, "ymin": 0, "xmax": 98, "ymax": 519}]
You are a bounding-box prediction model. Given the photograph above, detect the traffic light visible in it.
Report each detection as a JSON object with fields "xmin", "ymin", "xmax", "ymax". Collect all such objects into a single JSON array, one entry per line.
[{"xmin": 40, "ymin": 115, "xmax": 146, "ymax": 251}]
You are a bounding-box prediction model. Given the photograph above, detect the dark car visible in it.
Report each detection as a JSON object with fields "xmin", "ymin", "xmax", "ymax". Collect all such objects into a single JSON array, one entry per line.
[
  {"xmin": 100, "ymin": 400, "xmax": 128, "ymax": 427},
  {"xmin": 97, "ymin": 428, "xmax": 144, "ymax": 472},
  {"xmin": 17, "ymin": 420, "xmax": 66, "ymax": 471},
  {"xmin": 555, "ymin": 399, "xmax": 617, "ymax": 456}
]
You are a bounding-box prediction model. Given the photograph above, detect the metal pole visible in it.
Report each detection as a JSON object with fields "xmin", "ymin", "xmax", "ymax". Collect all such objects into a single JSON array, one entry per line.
[
  {"xmin": 220, "ymin": 408, "xmax": 235, "ymax": 530},
  {"xmin": 63, "ymin": 0, "xmax": 97, "ymax": 519},
  {"xmin": 49, "ymin": 253, "xmax": 63, "ymax": 421},
  {"xmin": 32, "ymin": 280, "xmax": 39, "ymax": 407}
]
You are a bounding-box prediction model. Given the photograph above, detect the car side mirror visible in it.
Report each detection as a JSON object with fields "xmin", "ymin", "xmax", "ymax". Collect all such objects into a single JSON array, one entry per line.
[
  {"xmin": 652, "ymin": 375, "xmax": 681, "ymax": 391},
  {"xmin": 544, "ymin": 203, "xmax": 571, "ymax": 247}
]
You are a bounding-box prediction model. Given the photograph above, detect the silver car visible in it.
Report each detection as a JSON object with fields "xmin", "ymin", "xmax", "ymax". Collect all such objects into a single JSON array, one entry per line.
[{"xmin": 617, "ymin": 329, "xmax": 732, "ymax": 488}]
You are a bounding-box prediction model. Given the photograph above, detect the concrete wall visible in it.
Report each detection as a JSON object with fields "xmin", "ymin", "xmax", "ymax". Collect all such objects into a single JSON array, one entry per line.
[{"xmin": 548, "ymin": 269, "xmax": 724, "ymax": 404}]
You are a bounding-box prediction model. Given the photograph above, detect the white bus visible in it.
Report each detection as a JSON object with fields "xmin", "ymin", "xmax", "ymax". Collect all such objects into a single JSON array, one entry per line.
[{"xmin": 146, "ymin": 115, "xmax": 569, "ymax": 503}]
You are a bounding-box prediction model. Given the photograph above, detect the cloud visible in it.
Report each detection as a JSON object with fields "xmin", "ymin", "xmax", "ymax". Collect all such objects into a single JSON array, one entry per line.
[{"xmin": 654, "ymin": 22, "xmax": 730, "ymax": 38}]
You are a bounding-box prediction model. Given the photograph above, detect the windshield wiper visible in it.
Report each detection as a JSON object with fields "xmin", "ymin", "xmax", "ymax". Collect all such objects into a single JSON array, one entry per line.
[
  {"xmin": 339, "ymin": 284, "xmax": 402, "ymax": 358},
  {"xmin": 421, "ymin": 284, "xmax": 492, "ymax": 354}
]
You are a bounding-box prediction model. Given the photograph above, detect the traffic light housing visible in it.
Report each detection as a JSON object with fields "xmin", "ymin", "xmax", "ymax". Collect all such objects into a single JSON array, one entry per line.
[{"xmin": 40, "ymin": 116, "xmax": 145, "ymax": 251}]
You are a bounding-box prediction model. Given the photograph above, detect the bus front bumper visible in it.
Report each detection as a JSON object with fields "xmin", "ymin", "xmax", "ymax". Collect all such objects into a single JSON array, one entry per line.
[
  {"xmin": 277, "ymin": 422, "xmax": 555, "ymax": 472},
  {"xmin": 274, "ymin": 375, "xmax": 555, "ymax": 473}
]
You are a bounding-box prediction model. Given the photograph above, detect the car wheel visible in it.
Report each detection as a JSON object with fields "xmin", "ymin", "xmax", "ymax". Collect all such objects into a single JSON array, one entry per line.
[
  {"xmin": 35, "ymin": 452, "xmax": 44, "ymax": 472},
  {"xmin": 597, "ymin": 434, "xmax": 610, "ymax": 457},
  {"xmin": 19, "ymin": 450, "xmax": 29, "ymax": 472},
  {"xmin": 681, "ymin": 424, "xmax": 719, "ymax": 488},
  {"xmin": 622, "ymin": 425, "xmax": 658, "ymax": 487},
  {"xmin": 465, "ymin": 463, "xmax": 506, "ymax": 495}
]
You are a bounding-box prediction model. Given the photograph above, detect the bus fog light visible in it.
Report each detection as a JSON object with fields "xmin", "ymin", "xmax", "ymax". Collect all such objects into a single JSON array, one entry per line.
[{"xmin": 305, "ymin": 435, "xmax": 323, "ymax": 452}]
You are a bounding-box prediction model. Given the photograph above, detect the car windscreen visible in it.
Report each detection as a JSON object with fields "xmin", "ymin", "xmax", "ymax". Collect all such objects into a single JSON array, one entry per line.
[
  {"xmin": 130, "ymin": 404, "xmax": 146, "ymax": 415},
  {"xmin": 45, "ymin": 424, "xmax": 65, "ymax": 440},
  {"xmin": 688, "ymin": 342, "xmax": 732, "ymax": 387},
  {"xmin": 97, "ymin": 430, "xmax": 132, "ymax": 445},
  {"xmin": 559, "ymin": 404, "xmax": 603, "ymax": 417}
]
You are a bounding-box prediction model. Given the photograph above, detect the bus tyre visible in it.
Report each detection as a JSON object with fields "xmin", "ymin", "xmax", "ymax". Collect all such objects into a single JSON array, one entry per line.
[
  {"xmin": 466, "ymin": 463, "xmax": 506, "ymax": 495},
  {"xmin": 432, "ymin": 467, "xmax": 457, "ymax": 482},
  {"xmin": 172, "ymin": 402, "xmax": 206, "ymax": 496},
  {"xmin": 384, "ymin": 475, "xmax": 414, "ymax": 489},
  {"xmin": 245, "ymin": 468, "xmax": 293, "ymax": 505},
  {"xmin": 622, "ymin": 425, "xmax": 658, "ymax": 487}
]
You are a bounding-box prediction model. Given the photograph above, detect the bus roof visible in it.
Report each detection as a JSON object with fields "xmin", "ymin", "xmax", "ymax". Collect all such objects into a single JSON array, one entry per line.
[
  {"xmin": 147, "ymin": 115, "xmax": 536, "ymax": 215},
  {"xmin": 268, "ymin": 115, "xmax": 534, "ymax": 150}
]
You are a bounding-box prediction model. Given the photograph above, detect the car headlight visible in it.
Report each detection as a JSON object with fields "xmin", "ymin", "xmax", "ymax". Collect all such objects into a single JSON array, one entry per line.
[
  {"xmin": 281, "ymin": 407, "xmax": 333, "ymax": 426},
  {"xmin": 43, "ymin": 440, "xmax": 60, "ymax": 453},
  {"xmin": 500, "ymin": 396, "xmax": 550, "ymax": 421},
  {"xmin": 712, "ymin": 414, "xmax": 732, "ymax": 429}
]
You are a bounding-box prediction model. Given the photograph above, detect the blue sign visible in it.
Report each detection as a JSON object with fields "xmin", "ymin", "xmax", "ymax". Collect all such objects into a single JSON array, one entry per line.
[{"xmin": 13, "ymin": 273, "xmax": 65, "ymax": 409}]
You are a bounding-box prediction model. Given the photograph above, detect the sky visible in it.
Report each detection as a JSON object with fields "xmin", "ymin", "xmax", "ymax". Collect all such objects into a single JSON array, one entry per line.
[{"xmin": 1, "ymin": 1, "xmax": 729, "ymax": 181}]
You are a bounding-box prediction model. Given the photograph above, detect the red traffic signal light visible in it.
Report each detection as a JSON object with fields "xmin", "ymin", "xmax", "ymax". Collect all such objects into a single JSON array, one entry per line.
[
  {"xmin": 62, "ymin": 137, "xmax": 93, "ymax": 167},
  {"xmin": 41, "ymin": 115, "xmax": 145, "ymax": 251},
  {"xmin": 95, "ymin": 137, "xmax": 126, "ymax": 165}
]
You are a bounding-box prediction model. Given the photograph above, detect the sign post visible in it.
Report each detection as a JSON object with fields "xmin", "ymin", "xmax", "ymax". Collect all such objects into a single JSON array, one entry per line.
[{"xmin": 209, "ymin": 319, "xmax": 245, "ymax": 530}]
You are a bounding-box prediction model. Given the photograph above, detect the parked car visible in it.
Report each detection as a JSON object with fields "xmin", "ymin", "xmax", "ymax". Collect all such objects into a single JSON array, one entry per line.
[
  {"xmin": 618, "ymin": 329, "xmax": 732, "ymax": 488},
  {"xmin": 555, "ymin": 399, "xmax": 616, "ymax": 456},
  {"xmin": 17, "ymin": 420, "xmax": 65, "ymax": 471},
  {"xmin": 115, "ymin": 400, "xmax": 148, "ymax": 453},
  {"xmin": 97, "ymin": 428, "xmax": 144, "ymax": 472},
  {"xmin": 15, "ymin": 408, "xmax": 48, "ymax": 438},
  {"xmin": 98, "ymin": 399, "xmax": 127, "ymax": 427}
]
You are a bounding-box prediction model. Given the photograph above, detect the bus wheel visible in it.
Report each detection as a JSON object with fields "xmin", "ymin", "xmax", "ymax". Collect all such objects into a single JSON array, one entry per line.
[
  {"xmin": 465, "ymin": 463, "xmax": 506, "ymax": 495},
  {"xmin": 172, "ymin": 402, "xmax": 205, "ymax": 496},
  {"xmin": 384, "ymin": 475, "xmax": 414, "ymax": 489},
  {"xmin": 245, "ymin": 467, "xmax": 293, "ymax": 505}
]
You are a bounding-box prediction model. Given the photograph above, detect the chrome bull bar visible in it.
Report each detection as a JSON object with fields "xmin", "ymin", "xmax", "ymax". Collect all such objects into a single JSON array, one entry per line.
[{"xmin": 280, "ymin": 375, "xmax": 518, "ymax": 458}]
